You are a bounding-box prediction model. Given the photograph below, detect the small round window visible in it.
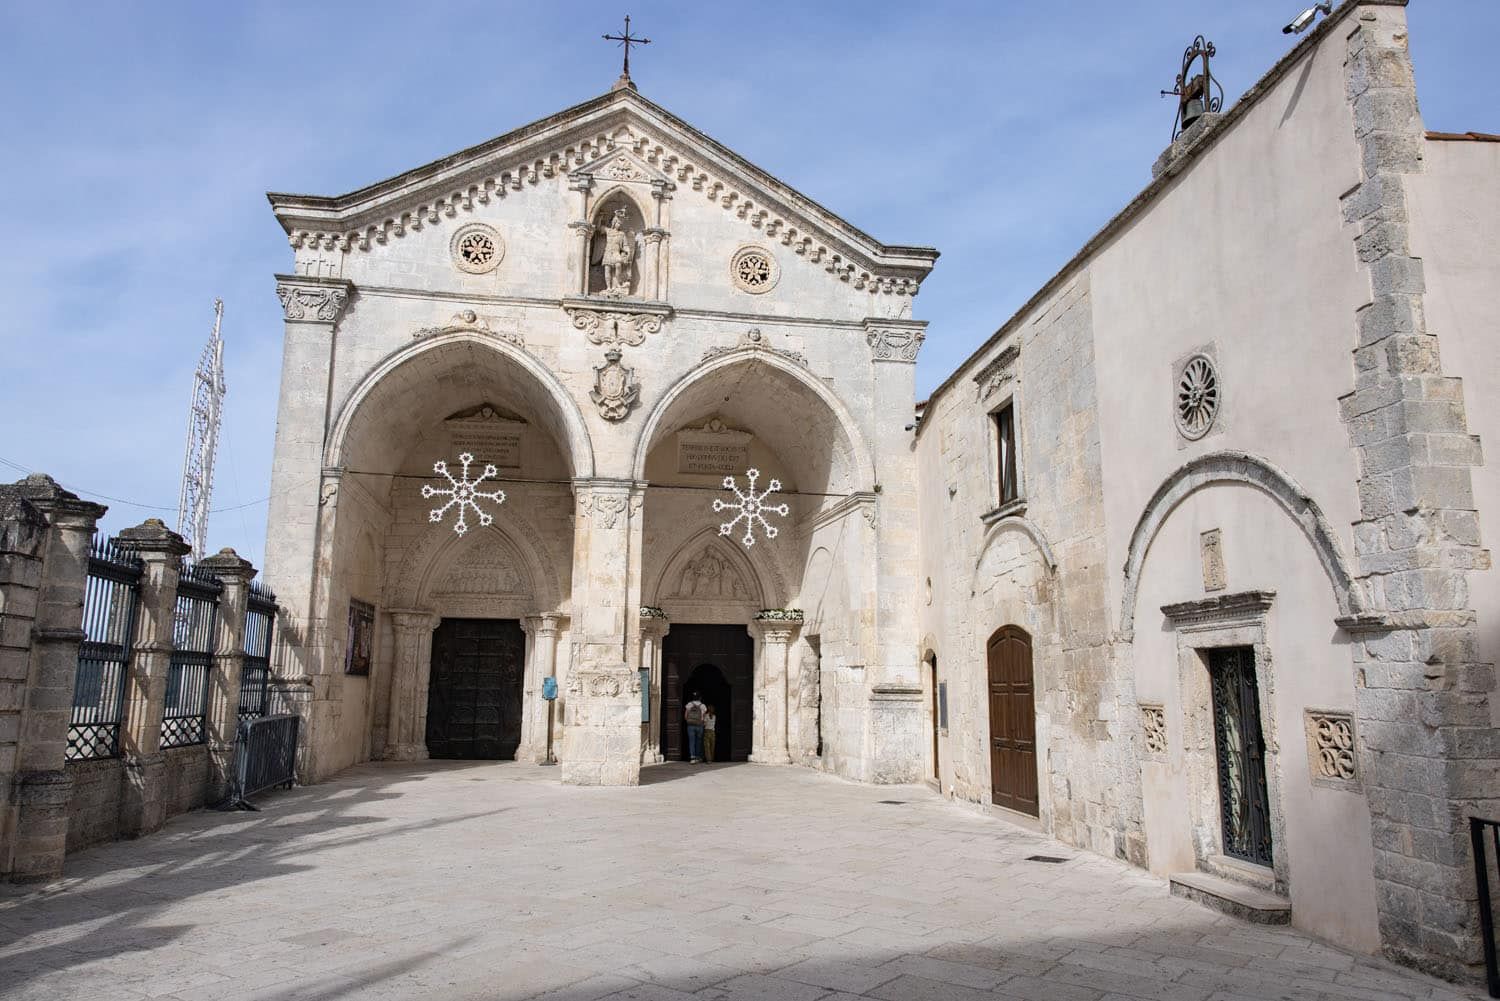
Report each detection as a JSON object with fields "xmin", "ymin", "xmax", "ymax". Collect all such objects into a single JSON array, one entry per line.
[
  {"xmin": 450, "ymin": 224, "xmax": 504, "ymax": 275},
  {"xmin": 1175, "ymin": 353, "xmax": 1220, "ymax": 440},
  {"xmin": 731, "ymin": 246, "xmax": 778, "ymax": 294}
]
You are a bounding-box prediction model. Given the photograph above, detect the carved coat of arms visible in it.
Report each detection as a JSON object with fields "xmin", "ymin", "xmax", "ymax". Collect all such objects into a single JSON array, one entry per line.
[{"xmin": 591, "ymin": 348, "xmax": 640, "ymax": 421}]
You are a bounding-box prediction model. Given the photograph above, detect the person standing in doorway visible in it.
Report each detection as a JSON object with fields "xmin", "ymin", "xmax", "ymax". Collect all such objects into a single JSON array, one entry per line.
[
  {"xmin": 703, "ymin": 704, "xmax": 717, "ymax": 763},
  {"xmin": 684, "ymin": 691, "xmax": 707, "ymax": 763}
]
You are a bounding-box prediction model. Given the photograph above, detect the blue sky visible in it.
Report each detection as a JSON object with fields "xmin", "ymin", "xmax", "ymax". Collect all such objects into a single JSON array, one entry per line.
[{"xmin": 1, "ymin": 2, "xmax": 1495, "ymax": 570}]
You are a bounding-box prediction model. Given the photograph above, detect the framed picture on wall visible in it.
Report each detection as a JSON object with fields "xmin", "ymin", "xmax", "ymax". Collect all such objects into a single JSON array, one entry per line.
[{"xmin": 346, "ymin": 600, "xmax": 374, "ymax": 676}]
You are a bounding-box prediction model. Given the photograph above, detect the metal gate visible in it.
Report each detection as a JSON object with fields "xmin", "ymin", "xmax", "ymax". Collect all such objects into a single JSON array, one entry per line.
[
  {"xmin": 161, "ymin": 563, "xmax": 221, "ymax": 748},
  {"xmin": 1208, "ymin": 647, "xmax": 1274, "ymax": 867},
  {"xmin": 238, "ymin": 580, "xmax": 277, "ymax": 721},
  {"xmin": 67, "ymin": 535, "xmax": 143, "ymax": 761}
]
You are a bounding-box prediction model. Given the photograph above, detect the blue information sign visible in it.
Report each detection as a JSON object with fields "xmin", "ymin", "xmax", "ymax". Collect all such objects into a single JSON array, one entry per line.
[{"xmin": 542, "ymin": 677, "xmax": 558, "ymax": 701}]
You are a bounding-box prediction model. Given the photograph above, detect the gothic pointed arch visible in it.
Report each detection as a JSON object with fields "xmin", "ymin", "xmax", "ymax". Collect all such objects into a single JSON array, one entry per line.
[
  {"xmin": 651, "ymin": 528, "xmax": 777, "ymax": 614},
  {"xmin": 388, "ymin": 505, "xmax": 563, "ymax": 613},
  {"xmin": 1118, "ymin": 450, "xmax": 1370, "ymax": 640},
  {"xmin": 325, "ymin": 328, "xmax": 595, "ymax": 479}
]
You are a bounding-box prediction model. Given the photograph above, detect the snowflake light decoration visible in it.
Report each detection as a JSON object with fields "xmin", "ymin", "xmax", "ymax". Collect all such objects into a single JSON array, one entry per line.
[
  {"xmin": 714, "ymin": 468, "xmax": 789, "ymax": 547},
  {"xmin": 422, "ymin": 453, "xmax": 505, "ymax": 536}
]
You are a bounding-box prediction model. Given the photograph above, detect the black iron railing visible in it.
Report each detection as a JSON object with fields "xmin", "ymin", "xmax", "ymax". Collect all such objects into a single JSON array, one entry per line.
[
  {"xmin": 161, "ymin": 563, "xmax": 221, "ymax": 749},
  {"xmin": 238, "ymin": 580, "xmax": 277, "ymax": 721},
  {"xmin": 1474, "ymin": 816, "xmax": 1500, "ymax": 998},
  {"xmin": 224, "ymin": 713, "xmax": 299, "ymax": 810},
  {"xmin": 68, "ymin": 535, "xmax": 144, "ymax": 761}
]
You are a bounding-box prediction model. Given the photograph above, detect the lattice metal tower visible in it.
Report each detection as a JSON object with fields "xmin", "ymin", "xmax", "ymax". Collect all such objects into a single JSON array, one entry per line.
[{"xmin": 176, "ymin": 299, "xmax": 227, "ymax": 560}]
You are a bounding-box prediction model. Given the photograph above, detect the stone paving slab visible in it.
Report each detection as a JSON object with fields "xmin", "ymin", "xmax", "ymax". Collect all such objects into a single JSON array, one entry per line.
[{"xmin": 0, "ymin": 761, "xmax": 1483, "ymax": 1001}]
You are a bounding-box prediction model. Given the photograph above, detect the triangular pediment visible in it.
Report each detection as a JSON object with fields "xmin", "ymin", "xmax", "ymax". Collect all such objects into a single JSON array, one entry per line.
[{"xmin": 267, "ymin": 88, "xmax": 937, "ymax": 295}]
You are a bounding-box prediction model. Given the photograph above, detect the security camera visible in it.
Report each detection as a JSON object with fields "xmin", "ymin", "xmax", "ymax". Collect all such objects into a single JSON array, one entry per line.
[
  {"xmin": 904, "ymin": 422, "xmax": 917, "ymax": 432},
  {"xmin": 1283, "ymin": 2, "xmax": 1331, "ymax": 34}
]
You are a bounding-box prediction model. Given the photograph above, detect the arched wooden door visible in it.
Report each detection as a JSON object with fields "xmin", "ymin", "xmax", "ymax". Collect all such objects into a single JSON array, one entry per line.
[{"xmin": 987, "ymin": 625, "xmax": 1038, "ymax": 816}]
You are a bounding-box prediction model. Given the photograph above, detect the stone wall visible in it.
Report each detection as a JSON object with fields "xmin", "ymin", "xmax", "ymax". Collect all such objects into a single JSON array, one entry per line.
[{"xmin": 64, "ymin": 758, "xmax": 123, "ymax": 853}]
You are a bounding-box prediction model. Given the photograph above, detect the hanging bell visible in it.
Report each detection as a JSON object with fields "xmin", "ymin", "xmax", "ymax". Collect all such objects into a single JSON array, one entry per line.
[{"xmin": 1180, "ymin": 95, "xmax": 1205, "ymax": 131}]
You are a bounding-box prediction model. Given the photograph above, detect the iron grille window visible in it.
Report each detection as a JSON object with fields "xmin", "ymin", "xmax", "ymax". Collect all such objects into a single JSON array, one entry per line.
[
  {"xmin": 67, "ymin": 535, "xmax": 143, "ymax": 761},
  {"xmin": 995, "ymin": 403, "xmax": 1019, "ymax": 505},
  {"xmin": 239, "ymin": 581, "xmax": 278, "ymax": 721},
  {"xmin": 161, "ymin": 563, "xmax": 222, "ymax": 749}
]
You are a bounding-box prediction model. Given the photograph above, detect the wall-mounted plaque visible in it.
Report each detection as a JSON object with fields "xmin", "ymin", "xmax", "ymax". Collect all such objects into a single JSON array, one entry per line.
[
  {"xmin": 444, "ymin": 403, "xmax": 526, "ymax": 469},
  {"xmin": 346, "ymin": 599, "xmax": 374, "ymax": 676},
  {"xmin": 677, "ymin": 416, "xmax": 752, "ymax": 476}
]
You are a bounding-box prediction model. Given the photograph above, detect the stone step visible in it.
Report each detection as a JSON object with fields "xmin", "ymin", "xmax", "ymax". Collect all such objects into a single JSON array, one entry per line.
[{"xmin": 1170, "ymin": 871, "xmax": 1291, "ymax": 924}]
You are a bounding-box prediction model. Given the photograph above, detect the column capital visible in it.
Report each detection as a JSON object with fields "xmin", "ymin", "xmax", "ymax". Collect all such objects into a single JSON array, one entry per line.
[
  {"xmin": 388, "ymin": 608, "xmax": 439, "ymax": 634},
  {"xmin": 116, "ymin": 518, "xmax": 192, "ymax": 562},
  {"xmin": 274, "ymin": 274, "xmax": 353, "ymax": 323},
  {"xmin": 523, "ymin": 611, "xmax": 565, "ymax": 638},
  {"xmin": 863, "ymin": 318, "xmax": 927, "ymax": 364},
  {"xmin": 198, "ymin": 547, "xmax": 257, "ymax": 586}
]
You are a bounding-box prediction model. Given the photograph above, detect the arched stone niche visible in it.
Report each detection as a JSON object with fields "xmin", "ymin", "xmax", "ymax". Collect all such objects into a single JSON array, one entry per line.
[
  {"xmin": 588, "ymin": 189, "xmax": 649, "ymax": 297},
  {"xmin": 651, "ymin": 529, "xmax": 776, "ymax": 623}
]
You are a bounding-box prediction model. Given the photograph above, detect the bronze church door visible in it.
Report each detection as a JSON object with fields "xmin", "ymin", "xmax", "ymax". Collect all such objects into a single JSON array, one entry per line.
[
  {"xmin": 426, "ymin": 618, "xmax": 525, "ymax": 759},
  {"xmin": 661, "ymin": 624, "xmax": 753, "ymax": 762},
  {"xmin": 987, "ymin": 626, "xmax": 1038, "ymax": 816}
]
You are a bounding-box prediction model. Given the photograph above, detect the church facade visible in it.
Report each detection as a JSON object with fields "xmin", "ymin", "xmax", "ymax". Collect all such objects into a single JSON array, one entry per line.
[{"xmin": 263, "ymin": 1, "xmax": 1498, "ymax": 984}]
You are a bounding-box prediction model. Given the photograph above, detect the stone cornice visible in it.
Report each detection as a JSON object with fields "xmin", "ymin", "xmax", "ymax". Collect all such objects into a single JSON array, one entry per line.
[
  {"xmin": 1161, "ymin": 590, "xmax": 1275, "ymax": 631},
  {"xmin": 267, "ymin": 89, "xmax": 936, "ymax": 297},
  {"xmin": 274, "ymin": 275, "xmax": 352, "ymax": 323}
]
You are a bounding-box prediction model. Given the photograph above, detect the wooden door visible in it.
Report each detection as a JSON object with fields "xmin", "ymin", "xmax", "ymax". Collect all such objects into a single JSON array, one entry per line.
[
  {"xmin": 661, "ymin": 624, "xmax": 754, "ymax": 761},
  {"xmin": 987, "ymin": 626, "xmax": 1038, "ymax": 815},
  {"xmin": 426, "ymin": 618, "xmax": 525, "ymax": 759}
]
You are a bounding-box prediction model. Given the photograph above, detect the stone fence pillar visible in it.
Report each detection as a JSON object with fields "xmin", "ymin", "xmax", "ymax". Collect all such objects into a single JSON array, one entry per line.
[
  {"xmin": 3, "ymin": 475, "xmax": 105, "ymax": 881},
  {"xmin": 199, "ymin": 548, "xmax": 256, "ymax": 801},
  {"xmin": 115, "ymin": 519, "xmax": 190, "ymax": 837}
]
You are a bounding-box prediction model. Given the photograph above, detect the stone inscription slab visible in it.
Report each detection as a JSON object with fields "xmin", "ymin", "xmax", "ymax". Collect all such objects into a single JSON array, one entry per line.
[
  {"xmin": 444, "ymin": 404, "xmax": 526, "ymax": 469},
  {"xmin": 677, "ymin": 418, "xmax": 752, "ymax": 476}
]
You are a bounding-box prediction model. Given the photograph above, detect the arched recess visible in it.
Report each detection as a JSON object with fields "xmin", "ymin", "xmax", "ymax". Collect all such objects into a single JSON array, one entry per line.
[
  {"xmin": 1118, "ymin": 450, "xmax": 1367, "ymax": 639},
  {"xmin": 325, "ymin": 329, "xmax": 595, "ymax": 478},
  {"xmin": 970, "ymin": 514, "xmax": 1059, "ymax": 593},
  {"xmin": 650, "ymin": 527, "xmax": 778, "ymax": 616},
  {"xmin": 631, "ymin": 349, "xmax": 875, "ymax": 494},
  {"xmin": 388, "ymin": 504, "xmax": 563, "ymax": 613}
]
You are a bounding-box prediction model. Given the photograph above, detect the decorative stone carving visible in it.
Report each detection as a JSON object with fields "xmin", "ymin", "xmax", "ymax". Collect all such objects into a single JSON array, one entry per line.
[
  {"xmin": 1200, "ymin": 528, "xmax": 1226, "ymax": 592},
  {"xmin": 639, "ymin": 605, "xmax": 667, "ymax": 620},
  {"xmin": 731, "ymin": 245, "xmax": 779, "ymax": 294},
  {"xmin": 566, "ymin": 307, "xmax": 664, "ymax": 346},
  {"xmin": 1160, "ymin": 589, "xmax": 1275, "ymax": 632},
  {"xmin": 581, "ymin": 492, "xmax": 629, "ymax": 530},
  {"xmin": 1141, "ymin": 704, "xmax": 1167, "ymax": 756},
  {"xmin": 412, "ymin": 309, "xmax": 524, "ymax": 346},
  {"xmin": 701, "ymin": 327, "xmax": 806, "ymax": 367},
  {"xmin": 1175, "ymin": 352, "xmax": 1220, "ymax": 440},
  {"xmin": 449, "ymin": 223, "xmax": 504, "ymax": 274},
  {"xmin": 677, "ymin": 417, "xmax": 753, "ymax": 476},
  {"xmin": 444, "ymin": 403, "xmax": 526, "ymax": 470},
  {"xmin": 755, "ymin": 608, "xmax": 804, "ymax": 622},
  {"xmin": 590, "ymin": 349, "xmax": 640, "ymax": 421},
  {"xmin": 276, "ymin": 280, "xmax": 350, "ymax": 322},
  {"xmin": 432, "ymin": 538, "xmax": 529, "ymax": 597},
  {"xmin": 598, "ymin": 207, "xmax": 638, "ymax": 297},
  {"xmin": 672, "ymin": 545, "xmax": 751, "ymax": 599},
  {"xmin": 1305, "ymin": 711, "xmax": 1358, "ymax": 785},
  {"xmin": 974, "ymin": 343, "xmax": 1020, "ymax": 400},
  {"xmin": 864, "ymin": 321, "xmax": 926, "ymax": 362}
]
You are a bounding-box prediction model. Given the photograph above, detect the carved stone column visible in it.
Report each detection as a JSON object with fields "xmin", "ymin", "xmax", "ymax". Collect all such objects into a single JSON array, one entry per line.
[
  {"xmin": 6, "ymin": 476, "xmax": 105, "ymax": 881},
  {"xmin": 638, "ymin": 611, "xmax": 669, "ymax": 764},
  {"xmin": 198, "ymin": 548, "xmax": 256, "ymax": 801},
  {"xmin": 385, "ymin": 610, "xmax": 438, "ymax": 761},
  {"xmin": 748, "ymin": 617, "xmax": 800, "ymax": 766},
  {"xmin": 115, "ymin": 518, "xmax": 192, "ymax": 838},
  {"xmin": 518, "ymin": 613, "xmax": 561, "ymax": 763}
]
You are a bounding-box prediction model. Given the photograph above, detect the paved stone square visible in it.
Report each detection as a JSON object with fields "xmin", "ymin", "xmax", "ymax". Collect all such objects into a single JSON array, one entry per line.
[{"xmin": 0, "ymin": 762, "xmax": 1481, "ymax": 1001}]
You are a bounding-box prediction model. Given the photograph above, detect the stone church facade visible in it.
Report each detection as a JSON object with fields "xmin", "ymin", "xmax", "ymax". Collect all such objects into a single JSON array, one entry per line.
[{"xmin": 262, "ymin": 1, "xmax": 1497, "ymax": 984}]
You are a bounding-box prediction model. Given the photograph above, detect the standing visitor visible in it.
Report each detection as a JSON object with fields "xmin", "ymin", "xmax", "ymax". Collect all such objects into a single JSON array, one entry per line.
[
  {"xmin": 684, "ymin": 691, "xmax": 707, "ymax": 763},
  {"xmin": 703, "ymin": 704, "xmax": 718, "ymax": 763}
]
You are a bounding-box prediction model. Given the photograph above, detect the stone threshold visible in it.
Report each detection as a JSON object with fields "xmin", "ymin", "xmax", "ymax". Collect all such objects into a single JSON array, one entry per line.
[{"xmin": 1170, "ymin": 871, "xmax": 1291, "ymax": 925}]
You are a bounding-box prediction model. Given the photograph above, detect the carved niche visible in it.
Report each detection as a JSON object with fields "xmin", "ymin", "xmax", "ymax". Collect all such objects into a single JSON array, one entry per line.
[
  {"xmin": 671, "ymin": 544, "xmax": 752, "ymax": 601},
  {"xmin": 589, "ymin": 196, "xmax": 647, "ymax": 298}
]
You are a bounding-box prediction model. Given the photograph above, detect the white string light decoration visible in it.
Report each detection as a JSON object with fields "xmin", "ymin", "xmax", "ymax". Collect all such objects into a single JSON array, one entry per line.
[
  {"xmin": 714, "ymin": 468, "xmax": 788, "ymax": 547},
  {"xmin": 422, "ymin": 452, "xmax": 505, "ymax": 536}
]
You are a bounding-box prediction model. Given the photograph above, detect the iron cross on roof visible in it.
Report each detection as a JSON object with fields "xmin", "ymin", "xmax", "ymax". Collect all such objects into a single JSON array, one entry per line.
[{"xmin": 603, "ymin": 15, "xmax": 651, "ymax": 84}]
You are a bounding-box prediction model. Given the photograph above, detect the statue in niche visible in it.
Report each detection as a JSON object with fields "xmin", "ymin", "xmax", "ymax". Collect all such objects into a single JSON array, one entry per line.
[{"xmin": 590, "ymin": 203, "xmax": 642, "ymax": 297}]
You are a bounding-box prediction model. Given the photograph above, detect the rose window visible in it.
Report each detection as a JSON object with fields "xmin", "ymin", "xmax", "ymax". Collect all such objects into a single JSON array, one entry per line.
[
  {"xmin": 730, "ymin": 246, "xmax": 778, "ymax": 293},
  {"xmin": 1175, "ymin": 354, "xmax": 1220, "ymax": 440},
  {"xmin": 450, "ymin": 224, "xmax": 504, "ymax": 274}
]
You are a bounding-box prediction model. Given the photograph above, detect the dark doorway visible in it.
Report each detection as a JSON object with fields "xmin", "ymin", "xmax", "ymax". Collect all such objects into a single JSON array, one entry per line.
[
  {"xmin": 1208, "ymin": 646, "xmax": 1273, "ymax": 867},
  {"xmin": 426, "ymin": 618, "xmax": 525, "ymax": 759},
  {"xmin": 662, "ymin": 624, "xmax": 753, "ymax": 761},
  {"xmin": 929, "ymin": 654, "xmax": 940, "ymax": 783},
  {"xmin": 987, "ymin": 625, "xmax": 1038, "ymax": 816}
]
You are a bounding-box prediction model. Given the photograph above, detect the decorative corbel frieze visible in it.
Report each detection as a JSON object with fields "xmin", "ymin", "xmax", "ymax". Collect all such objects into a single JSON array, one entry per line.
[
  {"xmin": 974, "ymin": 343, "xmax": 1020, "ymax": 400},
  {"xmin": 863, "ymin": 319, "xmax": 927, "ymax": 363},
  {"xmin": 562, "ymin": 297, "xmax": 671, "ymax": 347},
  {"xmin": 701, "ymin": 327, "xmax": 807, "ymax": 367},
  {"xmin": 275, "ymin": 276, "xmax": 352, "ymax": 323},
  {"xmin": 413, "ymin": 308, "xmax": 524, "ymax": 346}
]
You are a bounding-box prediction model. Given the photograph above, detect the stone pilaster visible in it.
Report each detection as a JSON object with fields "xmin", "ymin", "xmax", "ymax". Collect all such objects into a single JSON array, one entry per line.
[
  {"xmin": 638, "ymin": 611, "xmax": 668, "ymax": 764},
  {"xmin": 1338, "ymin": 6, "xmax": 1498, "ymax": 983},
  {"xmin": 114, "ymin": 518, "xmax": 191, "ymax": 837},
  {"xmin": 748, "ymin": 618, "xmax": 799, "ymax": 766},
  {"xmin": 0, "ymin": 486, "xmax": 49, "ymax": 879},
  {"xmin": 384, "ymin": 610, "xmax": 438, "ymax": 761},
  {"xmin": 518, "ymin": 613, "xmax": 562, "ymax": 763},
  {"xmin": 5, "ymin": 476, "xmax": 105, "ymax": 881},
  {"xmin": 198, "ymin": 548, "xmax": 256, "ymax": 801},
  {"xmin": 263, "ymin": 275, "xmax": 351, "ymax": 782}
]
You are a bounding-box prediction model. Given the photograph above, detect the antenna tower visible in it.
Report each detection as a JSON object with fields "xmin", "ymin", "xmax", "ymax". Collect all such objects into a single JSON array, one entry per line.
[{"xmin": 176, "ymin": 299, "xmax": 227, "ymax": 560}]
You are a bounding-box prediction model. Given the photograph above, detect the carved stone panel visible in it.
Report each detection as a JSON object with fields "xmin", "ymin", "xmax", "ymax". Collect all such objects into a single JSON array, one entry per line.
[
  {"xmin": 677, "ymin": 417, "xmax": 752, "ymax": 476},
  {"xmin": 590, "ymin": 349, "xmax": 640, "ymax": 422},
  {"xmin": 1200, "ymin": 528, "xmax": 1226, "ymax": 592},
  {"xmin": 1305, "ymin": 710, "xmax": 1359, "ymax": 787},
  {"xmin": 444, "ymin": 403, "xmax": 525, "ymax": 469},
  {"xmin": 1140, "ymin": 704, "xmax": 1167, "ymax": 757}
]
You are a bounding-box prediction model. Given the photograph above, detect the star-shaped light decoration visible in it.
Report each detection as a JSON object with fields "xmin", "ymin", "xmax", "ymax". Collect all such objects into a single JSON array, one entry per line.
[
  {"xmin": 422, "ymin": 453, "xmax": 505, "ymax": 536},
  {"xmin": 714, "ymin": 468, "xmax": 789, "ymax": 547}
]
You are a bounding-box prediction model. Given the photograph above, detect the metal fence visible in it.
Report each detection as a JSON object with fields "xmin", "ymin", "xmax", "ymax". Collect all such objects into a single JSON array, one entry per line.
[
  {"xmin": 1474, "ymin": 816, "xmax": 1500, "ymax": 998},
  {"xmin": 238, "ymin": 580, "xmax": 277, "ymax": 721},
  {"xmin": 225, "ymin": 713, "xmax": 299, "ymax": 810},
  {"xmin": 160, "ymin": 562, "xmax": 222, "ymax": 749},
  {"xmin": 67, "ymin": 535, "xmax": 143, "ymax": 761}
]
